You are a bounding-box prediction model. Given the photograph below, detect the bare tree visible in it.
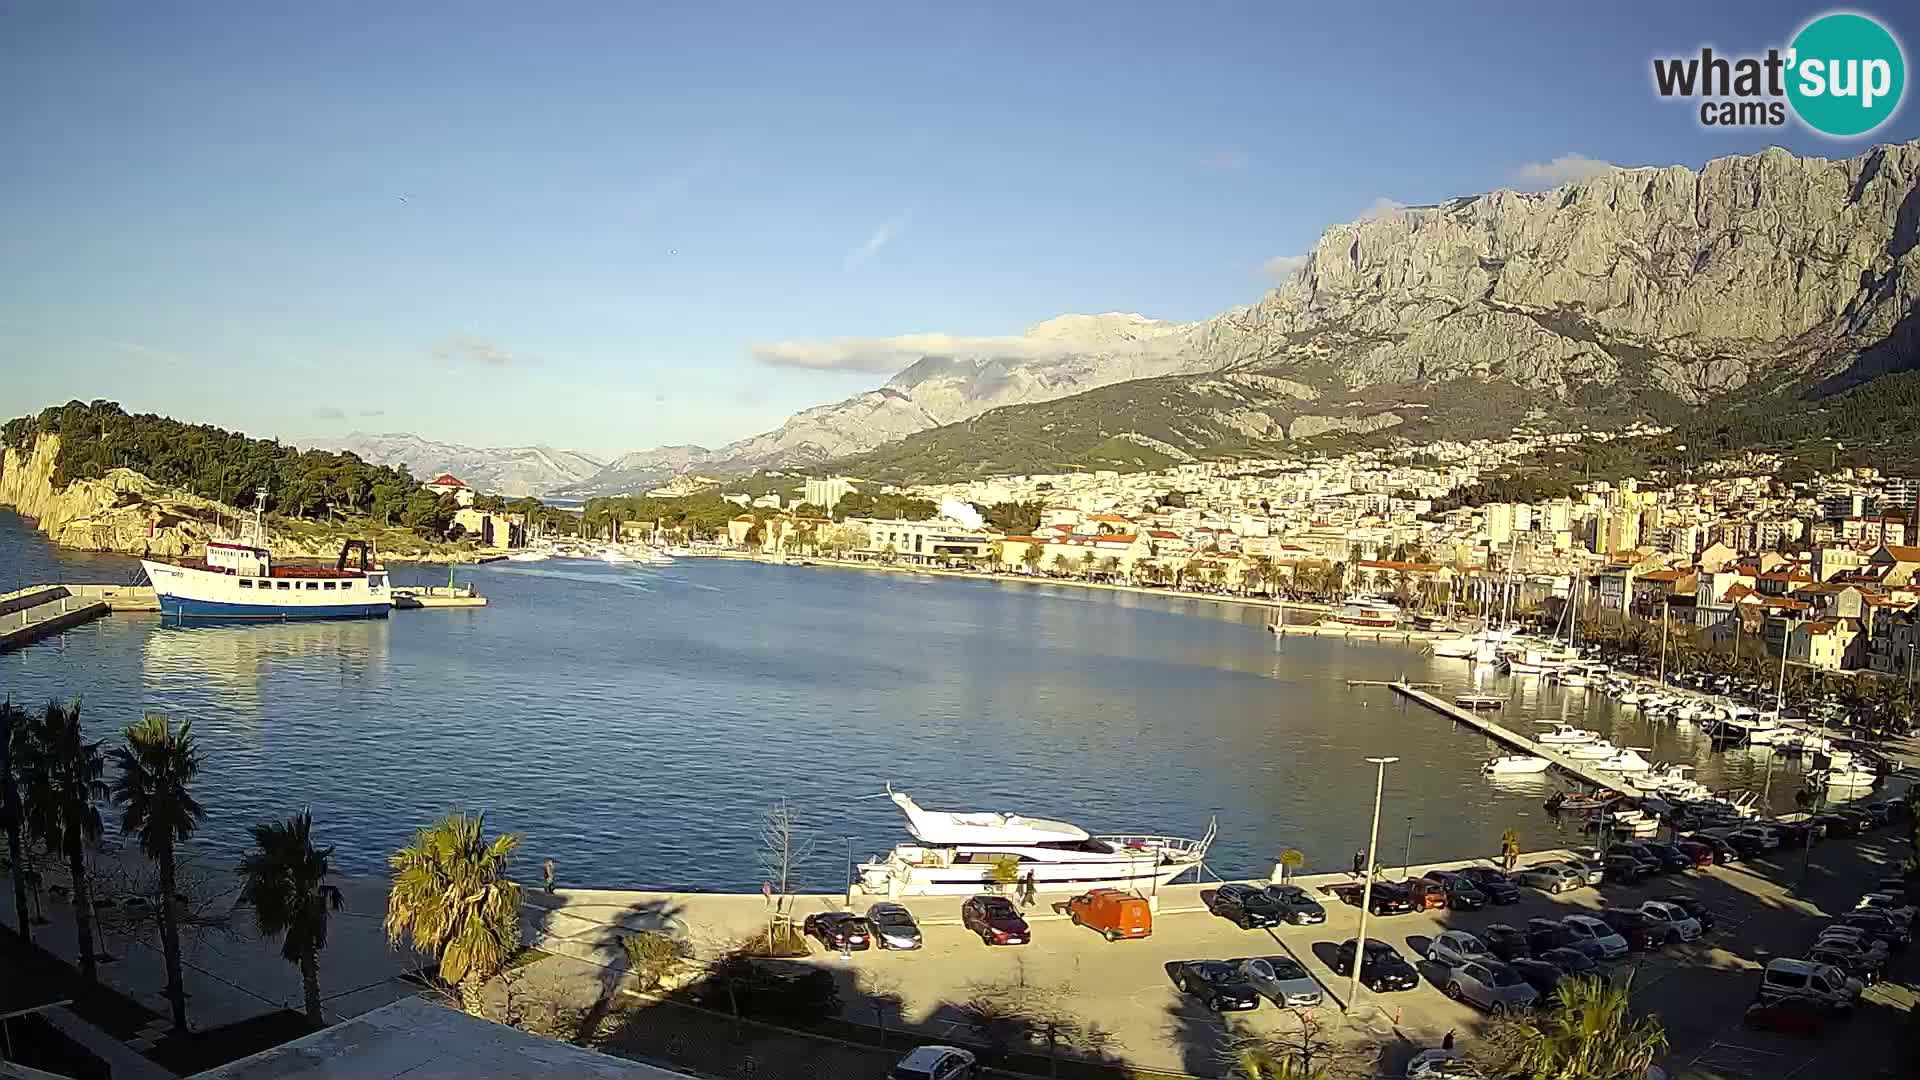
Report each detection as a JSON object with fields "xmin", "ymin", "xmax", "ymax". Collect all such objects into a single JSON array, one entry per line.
[
  {"xmin": 756, "ymin": 799, "xmax": 814, "ymax": 935},
  {"xmin": 1218, "ymin": 1008, "xmax": 1375, "ymax": 1079},
  {"xmin": 91, "ymin": 851, "xmax": 236, "ymax": 956},
  {"xmin": 959, "ymin": 968, "xmax": 1116, "ymax": 1076}
]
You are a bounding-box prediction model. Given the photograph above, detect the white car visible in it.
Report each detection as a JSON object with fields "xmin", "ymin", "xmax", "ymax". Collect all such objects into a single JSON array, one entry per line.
[
  {"xmin": 1638, "ymin": 901, "xmax": 1703, "ymax": 942},
  {"xmin": 1514, "ymin": 861, "xmax": 1585, "ymax": 892},
  {"xmin": 1406, "ymin": 1048, "xmax": 1484, "ymax": 1079},
  {"xmin": 1855, "ymin": 893, "xmax": 1918, "ymax": 924},
  {"xmin": 1560, "ymin": 914, "xmax": 1629, "ymax": 960},
  {"xmin": 1427, "ymin": 930, "xmax": 1495, "ymax": 968},
  {"xmin": 1814, "ymin": 931, "xmax": 1890, "ymax": 968},
  {"xmin": 892, "ymin": 1046, "xmax": 977, "ymax": 1080}
]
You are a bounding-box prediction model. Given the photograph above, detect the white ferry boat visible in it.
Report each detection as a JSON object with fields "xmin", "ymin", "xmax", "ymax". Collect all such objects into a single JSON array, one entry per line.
[
  {"xmin": 1323, "ymin": 597, "xmax": 1402, "ymax": 629},
  {"xmin": 854, "ymin": 789, "xmax": 1214, "ymax": 897},
  {"xmin": 140, "ymin": 491, "xmax": 392, "ymax": 621}
]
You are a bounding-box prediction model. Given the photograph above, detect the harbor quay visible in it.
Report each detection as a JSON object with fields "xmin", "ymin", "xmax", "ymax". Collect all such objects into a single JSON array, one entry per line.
[{"xmin": 10, "ymin": 824, "xmax": 1915, "ymax": 1079}]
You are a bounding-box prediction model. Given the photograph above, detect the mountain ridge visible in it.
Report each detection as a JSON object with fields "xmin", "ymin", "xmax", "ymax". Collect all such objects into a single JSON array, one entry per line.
[{"xmin": 315, "ymin": 432, "xmax": 606, "ymax": 497}]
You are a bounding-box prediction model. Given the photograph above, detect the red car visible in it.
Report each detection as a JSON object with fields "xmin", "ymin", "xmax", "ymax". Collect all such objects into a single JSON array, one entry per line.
[
  {"xmin": 1672, "ymin": 840, "xmax": 1718, "ymax": 868},
  {"xmin": 961, "ymin": 896, "xmax": 1030, "ymax": 946}
]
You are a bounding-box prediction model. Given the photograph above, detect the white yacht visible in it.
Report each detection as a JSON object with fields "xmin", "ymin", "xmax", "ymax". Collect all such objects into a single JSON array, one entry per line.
[
  {"xmin": 1594, "ymin": 748, "xmax": 1654, "ymax": 774},
  {"xmin": 1323, "ymin": 597, "xmax": 1402, "ymax": 629},
  {"xmin": 1535, "ymin": 724, "xmax": 1598, "ymax": 745},
  {"xmin": 854, "ymin": 789, "xmax": 1215, "ymax": 897},
  {"xmin": 1566, "ymin": 739, "xmax": 1620, "ymax": 760},
  {"xmin": 1483, "ymin": 755, "xmax": 1552, "ymax": 775}
]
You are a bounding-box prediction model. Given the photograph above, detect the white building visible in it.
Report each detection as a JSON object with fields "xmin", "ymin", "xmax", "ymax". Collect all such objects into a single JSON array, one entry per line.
[{"xmin": 804, "ymin": 476, "xmax": 855, "ymax": 510}]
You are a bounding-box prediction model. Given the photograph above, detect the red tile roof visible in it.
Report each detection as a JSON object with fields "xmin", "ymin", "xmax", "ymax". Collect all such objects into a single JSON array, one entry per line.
[{"xmin": 429, "ymin": 473, "xmax": 466, "ymax": 488}]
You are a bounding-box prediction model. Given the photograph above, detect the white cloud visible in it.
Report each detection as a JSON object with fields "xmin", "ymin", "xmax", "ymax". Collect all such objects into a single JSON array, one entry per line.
[
  {"xmin": 753, "ymin": 332, "xmax": 1072, "ymax": 373},
  {"xmin": 1513, "ymin": 154, "xmax": 1614, "ymax": 189},
  {"xmin": 1199, "ymin": 150, "xmax": 1249, "ymax": 170},
  {"xmin": 100, "ymin": 338, "xmax": 186, "ymax": 366},
  {"xmin": 1356, "ymin": 197, "xmax": 1407, "ymax": 221},
  {"xmin": 1261, "ymin": 254, "xmax": 1310, "ymax": 282},
  {"xmin": 358, "ymin": 408, "xmax": 386, "ymax": 417},
  {"xmin": 312, "ymin": 406, "xmax": 347, "ymax": 421},
  {"xmin": 844, "ymin": 215, "xmax": 909, "ymax": 271},
  {"xmin": 431, "ymin": 334, "xmax": 537, "ymax": 367}
]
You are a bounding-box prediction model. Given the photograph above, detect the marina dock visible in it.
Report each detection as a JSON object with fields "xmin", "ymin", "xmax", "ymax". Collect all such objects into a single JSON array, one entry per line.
[
  {"xmin": 1388, "ymin": 682, "xmax": 1645, "ymax": 797},
  {"xmin": 1268, "ymin": 622, "xmax": 1453, "ymax": 642},
  {"xmin": 0, "ymin": 585, "xmax": 112, "ymax": 653}
]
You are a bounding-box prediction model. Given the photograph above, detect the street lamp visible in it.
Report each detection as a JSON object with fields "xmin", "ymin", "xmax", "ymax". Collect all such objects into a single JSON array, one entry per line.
[
  {"xmin": 1402, "ymin": 816, "xmax": 1415, "ymax": 880},
  {"xmin": 1347, "ymin": 756, "xmax": 1399, "ymax": 1013},
  {"xmin": 1776, "ymin": 616, "xmax": 1799, "ymax": 716}
]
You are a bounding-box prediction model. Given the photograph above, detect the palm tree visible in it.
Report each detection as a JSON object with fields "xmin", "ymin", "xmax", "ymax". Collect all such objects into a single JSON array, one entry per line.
[
  {"xmin": 240, "ymin": 811, "xmax": 345, "ymax": 1024},
  {"xmin": 1, "ymin": 699, "xmax": 32, "ymax": 940},
  {"xmin": 16, "ymin": 700, "xmax": 107, "ymax": 981},
  {"xmin": 110, "ymin": 713, "xmax": 206, "ymax": 1030},
  {"xmin": 385, "ymin": 813, "xmax": 522, "ymax": 1015},
  {"xmin": 1486, "ymin": 974, "xmax": 1667, "ymax": 1080}
]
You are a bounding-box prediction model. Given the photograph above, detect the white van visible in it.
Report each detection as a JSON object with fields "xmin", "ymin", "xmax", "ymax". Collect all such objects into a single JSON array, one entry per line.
[{"xmin": 1757, "ymin": 958, "xmax": 1861, "ymax": 1012}]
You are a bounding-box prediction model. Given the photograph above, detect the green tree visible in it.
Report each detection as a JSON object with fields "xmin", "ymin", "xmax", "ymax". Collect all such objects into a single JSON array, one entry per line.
[
  {"xmin": 239, "ymin": 811, "xmax": 345, "ymax": 1024},
  {"xmin": 385, "ymin": 812, "xmax": 522, "ymax": 1015},
  {"xmin": 16, "ymin": 700, "xmax": 107, "ymax": 981},
  {"xmin": 109, "ymin": 714, "xmax": 206, "ymax": 1030},
  {"xmin": 0, "ymin": 699, "xmax": 31, "ymax": 939},
  {"xmin": 1021, "ymin": 543, "xmax": 1043, "ymax": 575},
  {"xmin": 1481, "ymin": 974, "xmax": 1667, "ymax": 1080},
  {"xmin": 1077, "ymin": 551, "xmax": 1095, "ymax": 579}
]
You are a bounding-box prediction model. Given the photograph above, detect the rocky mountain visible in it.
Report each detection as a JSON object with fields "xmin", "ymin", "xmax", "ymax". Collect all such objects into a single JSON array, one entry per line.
[
  {"xmin": 568, "ymin": 139, "xmax": 1920, "ymax": 492},
  {"xmin": 838, "ymin": 140, "xmax": 1920, "ymax": 481},
  {"xmin": 318, "ymin": 432, "xmax": 606, "ymax": 497}
]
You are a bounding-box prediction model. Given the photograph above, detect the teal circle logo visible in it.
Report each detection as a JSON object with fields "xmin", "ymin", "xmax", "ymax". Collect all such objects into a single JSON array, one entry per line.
[{"xmin": 1787, "ymin": 13, "xmax": 1905, "ymax": 137}]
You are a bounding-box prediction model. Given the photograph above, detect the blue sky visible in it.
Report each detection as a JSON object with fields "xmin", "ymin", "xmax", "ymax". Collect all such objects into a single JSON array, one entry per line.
[{"xmin": 3, "ymin": 2, "xmax": 1917, "ymax": 459}]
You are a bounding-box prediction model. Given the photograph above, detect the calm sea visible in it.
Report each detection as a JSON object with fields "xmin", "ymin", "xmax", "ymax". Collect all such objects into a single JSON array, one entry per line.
[{"xmin": 0, "ymin": 510, "xmax": 1804, "ymax": 891}]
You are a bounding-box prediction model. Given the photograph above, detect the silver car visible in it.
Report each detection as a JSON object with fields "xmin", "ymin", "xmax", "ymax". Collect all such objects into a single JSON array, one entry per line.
[
  {"xmin": 1513, "ymin": 861, "xmax": 1586, "ymax": 893},
  {"xmin": 1560, "ymin": 914, "xmax": 1629, "ymax": 960},
  {"xmin": 1426, "ymin": 930, "xmax": 1494, "ymax": 968},
  {"xmin": 1236, "ymin": 956, "xmax": 1324, "ymax": 1008},
  {"xmin": 1560, "ymin": 857, "xmax": 1607, "ymax": 886},
  {"xmin": 866, "ymin": 903, "xmax": 923, "ymax": 950},
  {"xmin": 1444, "ymin": 960, "xmax": 1540, "ymax": 1013}
]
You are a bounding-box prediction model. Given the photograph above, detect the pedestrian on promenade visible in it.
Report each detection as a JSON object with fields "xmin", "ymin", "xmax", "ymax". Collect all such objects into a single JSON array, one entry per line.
[
  {"xmin": 1020, "ymin": 870, "xmax": 1037, "ymax": 907},
  {"xmin": 1352, "ymin": 850, "xmax": 1365, "ymax": 878},
  {"xmin": 543, "ymin": 858, "xmax": 556, "ymax": 895}
]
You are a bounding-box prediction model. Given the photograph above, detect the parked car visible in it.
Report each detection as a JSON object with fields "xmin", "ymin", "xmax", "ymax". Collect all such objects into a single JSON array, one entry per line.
[
  {"xmin": 1326, "ymin": 881, "xmax": 1417, "ymax": 915},
  {"xmin": 1404, "ymin": 877, "xmax": 1451, "ymax": 911},
  {"xmin": 1055, "ymin": 888, "xmax": 1152, "ymax": 941},
  {"xmin": 1426, "ymin": 930, "xmax": 1495, "ymax": 968},
  {"xmin": 1656, "ymin": 894, "xmax": 1717, "ymax": 933},
  {"xmin": 1169, "ymin": 960, "xmax": 1261, "ymax": 1012},
  {"xmin": 1638, "ymin": 900, "xmax": 1703, "ymax": 942},
  {"xmin": 1811, "ymin": 812, "xmax": 1857, "ymax": 837},
  {"xmin": 1601, "ymin": 855, "xmax": 1644, "ymax": 885},
  {"xmin": 960, "ymin": 896, "xmax": 1030, "ymax": 946},
  {"xmin": 1644, "ymin": 842, "xmax": 1697, "ymax": 872},
  {"xmin": 1537, "ymin": 946, "xmax": 1600, "ymax": 978},
  {"xmin": 1815, "ymin": 926, "xmax": 1892, "ymax": 966},
  {"xmin": 1208, "ymin": 883, "xmax": 1286, "ymax": 929},
  {"xmin": 1836, "ymin": 910, "xmax": 1912, "ymax": 950},
  {"xmin": 1756, "ymin": 958, "xmax": 1861, "ymax": 1014},
  {"xmin": 1606, "ymin": 843, "xmax": 1664, "ymax": 876},
  {"xmin": 1260, "ymin": 884, "xmax": 1328, "ymax": 925},
  {"xmin": 1855, "ymin": 892, "xmax": 1918, "ymax": 925},
  {"xmin": 1513, "ymin": 861, "xmax": 1585, "ymax": 893},
  {"xmin": 866, "ymin": 903, "xmax": 923, "ymax": 950},
  {"xmin": 1333, "ymin": 938, "xmax": 1422, "ymax": 992},
  {"xmin": 1456, "ymin": 867, "xmax": 1521, "ymax": 904},
  {"xmin": 1480, "ymin": 922, "xmax": 1531, "ymax": 962},
  {"xmin": 1443, "ymin": 960, "xmax": 1539, "ymax": 1013},
  {"xmin": 1598, "ymin": 908, "xmax": 1672, "ymax": 951},
  {"xmin": 1808, "ymin": 941, "xmax": 1881, "ymax": 984},
  {"xmin": 1405, "ymin": 1049, "xmax": 1484, "ymax": 1080},
  {"xmin": 1435, "ymin": 874, "xmax": 1489, "ymax": 910},
  {"xmin": 1671, "ymin": 840, "xmax": 1718, "ymax": 868},
  {"xmin": 1688, "ymin": 834, "xmax": 1741, "ymax": 863},
  {"xmin": 1742, "ymin": 999, "xmax": 1828, "ymax": 1037},
  {"xmin": 1235, "ymin": 956, "xmax": 1324, "ymax": 1008},
  {"xmin": 892, "ymin": 1046, "xmax": 977, "ymax": 1080},
  {"xmin": 1507, "ymin": 957, "xmax": 1569, "ymax": 999},
  {"xmin": 802, "ymin": 911, "xmax": 873, "ymax": 951},
  {"xmin": 1559, "ymin": 856, "xmax": 1608, "ymax": 885},
  {"xmin": 1558, "ymin": 914, "xmax": 1630, "ymax": 960},
  {"xmin": 1771, "ymin": 821, "xmax": 1821, "ymax": 848}
]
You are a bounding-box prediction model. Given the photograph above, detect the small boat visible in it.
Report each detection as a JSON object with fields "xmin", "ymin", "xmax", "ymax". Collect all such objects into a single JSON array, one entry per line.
[
  {"xmin": 1566, "ymin": 739, "xmax": 1620, "ymax": 760},
  {"xmin": 1536, "ymin": 724, "xmax": 1598, "ymax": 745},
  {"xmin": 1817, "ymin": 768, "xmax": 1881, "ymax": 789},
  {"xmin": 505, "ymin": 549, "xmax": 551, "ymax": 563},
  {"xmin": 1594, "ymin": 748, "xmax": 1654, "ymax": 774},
  {"xmin": 1558, "ymin": 671, "xmax": 1592, "ymax": 688},
  {"xmin": 1455, "ymin": 694, "xmax": 1504, "ymax": 710},
  {"xmin": 1545, "ymin": 791, "xmax": 1617, "ymax": 813},
  {"xmin": 1617, "ymin": 692, "xmax": 1644, "ymax": 706},
  {"xmin": 1322, "ymin": 597, "xmax": 1403, "ymax": 629},
  {"xmin": 1484, "ymin": 755, "xmax": 1552, "ymax": 775}
]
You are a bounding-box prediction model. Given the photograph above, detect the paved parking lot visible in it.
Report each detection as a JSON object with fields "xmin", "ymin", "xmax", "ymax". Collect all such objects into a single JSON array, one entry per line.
[{"xmin": 771, "ymin": 823, "xmax": 1917, "ymax": 1078}]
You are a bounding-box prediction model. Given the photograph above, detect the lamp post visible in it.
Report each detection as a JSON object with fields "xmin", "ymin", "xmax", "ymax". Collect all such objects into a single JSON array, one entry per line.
[
  {"xmin": 1776, "ymin": 616, "xmax": 1799, "ymax": 715},
  {"xmin": 1347, "ymin": 756, "xmax": 1399, "ymax": 1013},
  {"xmin": 1402, "ymin": 816, "xmax": 1415, "ymax": 880},
  {"xmin": 844, "ymin": 837, "xmax": 855, "ymax": 908}
]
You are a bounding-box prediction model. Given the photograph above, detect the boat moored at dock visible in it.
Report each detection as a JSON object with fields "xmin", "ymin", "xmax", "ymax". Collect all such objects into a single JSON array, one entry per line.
[{"xmin": 140, "ymin": 491, "xmax": 391, "ymax": 622}]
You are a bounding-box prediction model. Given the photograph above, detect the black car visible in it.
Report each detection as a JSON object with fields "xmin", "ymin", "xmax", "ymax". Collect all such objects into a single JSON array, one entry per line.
[
  {"xmin": 1607, "ymin": 843, "xmax": 1665, "ymax": 875},
  {"xmin": 1645, "ymin": 842, "xmax": 1696, "ymax": 872},
  {"xmin": 1480, "ymin": 922, "xmax": 1531, "ymax": 962},
  {"xmin": 1811, "ymin": 812, "xmax": 1857, "ymax": 837},
  {"xmin": 1657, "ymin": 894, "xmax": 1717, "ymax": 933},
  {"xmin": 1427, "ymin": 872, "xmax": 1489, "ymax": 910},
  {"xmin": 1332, "ymin": 938, "xmax": 1420, "ymax": 992},
  {"xmin": 1771, "ymin": 821, "xmax": 1821, "ymax": 848},
  {"xmin": 1688, "ymin": 834, "xmax": 1742, "ymax": 863},
  {"xmin": 802, "ymin": 911, "xmax": 873, "ymax": 951},
  {"xmin": 1169, "ymin": 960, "xmax": 1261, "ymax": 1012},
  {"xmin": 1524, "ymin": 918, "xmax": 1565, "ymax": 955},
  {"xmin": 1838, "ymin": 911, "xmax": 1912, "ymax": 951},
  {"xmin": 1601, "ymin": 855, "xmax": 1644, "ymax": 885},
  {"xmin": 1599, "ymin": 908, "xmax": 1673, "ymax": 951},
  {"xmin": 1260, "ymin": 884, "xmax": 1328, "ymax": 925},
  {"xmin": 1456, "ymin": 867, "xmax": 1521, "ymax": 904},
  {"xmin": 1538, "ymin": 946, "xmax": 1600, "ymax": 978},
  {"xmin": 1208, "ymin": 883, "xmax": 1286, "ymax": 929},
  {"xmin": 1325, "ymin": 881, "xmax": 1416, "ymax": 915},
  {"xmin": 1509, "ymin": 957, "xmax": 1567, "ymax": 999}
]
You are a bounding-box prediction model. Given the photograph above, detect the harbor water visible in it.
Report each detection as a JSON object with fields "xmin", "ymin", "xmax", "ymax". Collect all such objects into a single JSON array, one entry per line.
[{"xmin": 0, "ymin": 510, "xmax": 1813, "ymax": 891}]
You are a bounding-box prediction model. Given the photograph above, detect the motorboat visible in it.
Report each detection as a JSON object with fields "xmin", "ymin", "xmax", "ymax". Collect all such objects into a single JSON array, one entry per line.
[
  {"xmin": 1483, "ymin": 755, "xmax": 1552, "ymax": 775},
  {"xmin": 1643, "ymin": 765, "xmax": 1711, "ymax": 801},
  {"xmin": 1817, "ymin": 767, "xmax": 1881, "ymax": 789},
  {"xmin": 1323, "ymin": 597, "xmax": 1402, "ymax": 629},
  {"xmin": 1536, "ymin": 724, "xmax": 1598, "ymax": 745},
  {"xmin": 505, "ymin": 549, "xmax": 551, "ymax": 563},
  {"xmin": 1594, "ymin": 748, "xmax": 1654, "ymax": 774},
  {"xmin": 1545, "ymin": 791, "xmax": 1618, "ymax": 813},
  {"xmin": 853, "ymin": 789, "xmax": 1215, "ymax": 896},
  {"xmin": 141, "ymin": 490, "xmax": 391, "ymax": 621},
  {"xmin": 1600, "ymin": 808, "xmax": 1661, "ymax": 836},
  {"xmin": 1566, "ymin": 739, "xmax": 1620, "ymax": 760},
  {"xmin": 1617, "ymin": 691, "xmax": 1644, "ymax": 706},
  {"xmin": 1455, "ymin": 694, "xmax": 1504, "ymax": 710}
]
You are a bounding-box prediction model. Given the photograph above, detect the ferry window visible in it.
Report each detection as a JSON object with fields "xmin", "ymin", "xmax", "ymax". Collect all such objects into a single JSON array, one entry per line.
[
  {"xmin": 341, "ymin": 581, "xmax": 354, "ymax": 589},
  {"xmin": 305, "ymin": 582, "xmax": 320, "ymax": 590},
  {"xmin": 239, "ymin": 579, "xmax": 252, "ymax": 588},
  {"xmin": 323, "ymin": 582, "xmax": 336, "ymax": 590},
  {"xmin": 276, "ymin": 581, "xmax": 291, "ymax": 590}
]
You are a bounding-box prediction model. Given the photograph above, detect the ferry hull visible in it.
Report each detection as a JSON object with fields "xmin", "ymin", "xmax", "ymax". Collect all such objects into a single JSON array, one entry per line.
[
  {"xmin": 158, "ymin": 595, "xmax": 390, "ymax": 621},
  {"xmin": 854, "ymin": 857, "xmax": 1198, "ymax": 897}
]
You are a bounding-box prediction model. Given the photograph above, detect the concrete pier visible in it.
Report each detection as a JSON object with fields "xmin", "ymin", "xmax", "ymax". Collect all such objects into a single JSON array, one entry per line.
[
  {"xmin": 1389, "ymin": 681, "xmax": 1645, "ymax": 796},
  {"xmin": 0, "ymin": 585, "xmax": 111, "ymax": 653},
  {"xmin": 1268, "ymin": 622, "xmax": 1452, "ymax": 642}
]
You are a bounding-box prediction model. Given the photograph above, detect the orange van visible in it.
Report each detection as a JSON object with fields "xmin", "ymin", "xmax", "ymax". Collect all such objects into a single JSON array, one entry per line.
[{"xmin": 1056, "ymin": 888, "xmax": 1153, "ymax": 940}]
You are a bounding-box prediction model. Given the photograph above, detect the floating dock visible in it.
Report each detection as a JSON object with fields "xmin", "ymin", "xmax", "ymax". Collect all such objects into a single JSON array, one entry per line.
[
  {"xmin": 1388, "ymin": 682, "xmax": 1644, "ymax": 796},
  {"xmin": 0, "ymin": 586, "xmax": 112, "ymax": 653},
  {"xmin": 392, "ymin": 585, "xmax": 488, "ymax": 609},
  {"xmin": 1268, "ymin": 623, "xmax": 1453, "ymax": 642}
]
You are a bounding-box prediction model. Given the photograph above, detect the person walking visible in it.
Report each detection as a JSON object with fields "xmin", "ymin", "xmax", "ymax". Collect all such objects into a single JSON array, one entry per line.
[
  {"xmin": 1352, "ymin": 850, "xmax": 1366, "ymax": 878},
  {"xmin": 543, "ymin": 858, "xmax": 556, "ymax": 895}
]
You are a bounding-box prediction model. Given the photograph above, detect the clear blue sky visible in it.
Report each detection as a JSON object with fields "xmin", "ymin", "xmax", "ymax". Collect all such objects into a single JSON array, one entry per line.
[{"xmin": 3, "ymin": 1, "xmax": 1917, "ymax": 458}]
